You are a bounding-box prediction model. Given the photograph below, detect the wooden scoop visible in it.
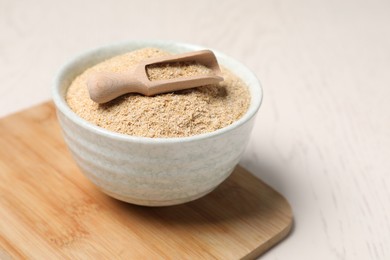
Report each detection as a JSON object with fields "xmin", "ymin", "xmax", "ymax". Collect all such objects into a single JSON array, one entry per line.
[{"xmin": 87, "ymin": 50, "xmax": 224, "ymax": 103}]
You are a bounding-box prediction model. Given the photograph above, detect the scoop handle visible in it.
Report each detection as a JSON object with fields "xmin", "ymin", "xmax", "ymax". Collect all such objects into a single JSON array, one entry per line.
[{"xmin": 87, "ymin": 72, "xmax": 146, "ymax": 103}]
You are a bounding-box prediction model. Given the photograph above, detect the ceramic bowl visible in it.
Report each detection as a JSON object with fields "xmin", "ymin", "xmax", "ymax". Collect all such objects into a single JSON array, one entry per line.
[{"xmin": 52, "ymin": 41, "xmax": 262, "ymax": 206}]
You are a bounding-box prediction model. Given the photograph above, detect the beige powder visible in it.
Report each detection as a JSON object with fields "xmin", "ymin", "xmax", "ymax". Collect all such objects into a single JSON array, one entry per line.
[
  {"xmin": 146, "ymin": 61, "xmax": 212, "ymax": 81},
  {"xmin": 66, "ymin": 48, "xmax": 250, "ymax": 138}
]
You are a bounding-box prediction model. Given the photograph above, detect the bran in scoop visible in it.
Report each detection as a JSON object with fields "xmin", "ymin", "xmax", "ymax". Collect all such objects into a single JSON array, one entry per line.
[
  {"xmin": 146, "ymin": 61, "xmax": 212, "ymax": 81},
  {"xmin": 66, "ymin": 48, "xmax": 250, "ymax": 138}
]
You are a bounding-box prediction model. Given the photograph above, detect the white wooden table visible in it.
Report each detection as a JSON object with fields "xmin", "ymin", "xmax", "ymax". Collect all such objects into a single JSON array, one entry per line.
[{"xmin": 1, "ymin": 0, "xmax": 389, "ymax": 259}]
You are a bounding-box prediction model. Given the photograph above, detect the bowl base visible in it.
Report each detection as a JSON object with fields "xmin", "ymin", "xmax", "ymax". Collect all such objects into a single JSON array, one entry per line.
[{"xmin": 100, "ymin": 186, "xmax": 218, "ymax": 207}]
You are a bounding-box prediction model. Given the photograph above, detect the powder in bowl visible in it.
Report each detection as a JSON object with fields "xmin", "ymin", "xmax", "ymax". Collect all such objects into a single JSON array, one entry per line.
[{"xmin": 66, "ymin": 48, "xmax": 250, "ymax": 138}]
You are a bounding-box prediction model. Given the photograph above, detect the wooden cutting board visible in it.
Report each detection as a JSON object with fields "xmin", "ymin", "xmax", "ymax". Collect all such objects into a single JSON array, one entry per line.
[{"xmin": 0, "ymin": 102, "xmax": 293, "ymax": 259}]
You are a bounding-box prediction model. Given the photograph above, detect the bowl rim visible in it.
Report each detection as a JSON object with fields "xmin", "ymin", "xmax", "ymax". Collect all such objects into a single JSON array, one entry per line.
[{"xmin": 52, "ymin": 40, "xmax": 263, "ymax": 144}]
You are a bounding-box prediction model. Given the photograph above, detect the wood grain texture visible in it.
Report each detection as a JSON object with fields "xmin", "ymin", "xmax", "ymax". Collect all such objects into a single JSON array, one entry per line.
[
  {"xmin": 0, "ymin": 103, "xmax": 292, "ymax": 259},
  {"xmin": 1, "ymin": 0, "xmax": 389, "ymax": 259}
]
